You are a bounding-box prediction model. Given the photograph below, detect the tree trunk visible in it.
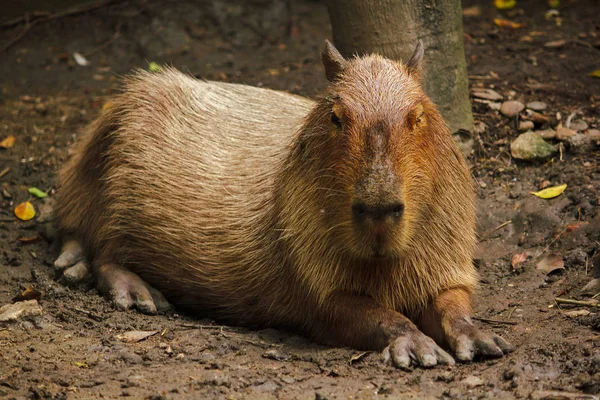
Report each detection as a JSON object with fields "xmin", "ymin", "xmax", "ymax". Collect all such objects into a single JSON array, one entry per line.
[{"xmin": 325, "ymin": 0, "xmax": 473, "ymax": 134}]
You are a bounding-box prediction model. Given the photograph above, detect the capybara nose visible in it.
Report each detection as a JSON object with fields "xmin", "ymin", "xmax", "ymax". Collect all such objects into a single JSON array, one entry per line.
[{"xmin": 352, "ymin": 202, "xmax": 404, "ymax": 222}]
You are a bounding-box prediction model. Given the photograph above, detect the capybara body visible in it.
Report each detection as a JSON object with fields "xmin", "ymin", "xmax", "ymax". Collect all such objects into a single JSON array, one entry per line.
[{"xmin": 55, "ymin": 42, "xmax": 512, "ymax": 367}]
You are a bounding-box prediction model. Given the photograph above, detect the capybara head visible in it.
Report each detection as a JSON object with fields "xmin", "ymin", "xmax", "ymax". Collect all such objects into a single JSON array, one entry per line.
[{"xmin": 302, "ymin": 41, "xmax": 448, "ymax": 261}]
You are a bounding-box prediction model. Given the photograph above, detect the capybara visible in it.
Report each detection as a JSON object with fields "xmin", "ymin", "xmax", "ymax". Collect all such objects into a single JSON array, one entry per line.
[{"xmin": 54, "ymin": 40, "xmax": 513, "ymax": 368}]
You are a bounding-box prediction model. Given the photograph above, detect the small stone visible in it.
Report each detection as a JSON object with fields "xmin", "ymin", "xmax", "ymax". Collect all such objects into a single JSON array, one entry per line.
[
  {"xmin": 567, "ymin": 133, "xmax": 593, "ymax": 154},
  {"xmin": 461, "ymin": 375, "xmax": 485, "ymax": 388},
  {"xmin": 537, "ymin": 129, "xmax": 556, "ymax": 140},
  {"xmin": 587, "ymin": 129, "xmax": 600, "ymax": 141},
  {"xmin": 262, "ymin": 349, "xmax": 290, "ymax": 361},
  {"xmin": 524, "ymin": 110, "xmax": 549, "ymax": 124},
  {"xmin": 472, "ymin": 88, "xmax": 503, "ymax": 101},
  {"xmin": 500, "ymin": 100, "xmax": 525, "ymax": 117},
  {"xmin": 556, "ymin": 126, "xmax": 577, "ymax": 141},
  {"xmin": 488, "ymin": 102, "xmax": 501, "ymax": 111},
  {"xmin": 510, "ymin": 131, "xmax": 557, "ymax": 161},
  {"xmin": 568, "ymin": 120, "xmax": 588, "ymax": 132},
  {"xmin": 519, "ymin": 120, "xmax": 534, "ymax": 132},
  {"xmin": 526, "ymin": 101, "xmax": 547, "ymax": 111},
  {"xmin": 0, "ymin": 300, "xmax": 43, "ymax": 322},
  {"xmin": 473, "ymin": 120, "xmax": 487, "ymax": 135}
]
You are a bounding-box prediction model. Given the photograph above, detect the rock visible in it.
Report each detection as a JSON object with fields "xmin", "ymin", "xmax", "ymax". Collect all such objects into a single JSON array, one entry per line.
[
  {"xmin": 510, "ymin": 131, "xmax": 557, "ymax": 161},
  {"xmin": 569, "ymin": 120, "xmax": 589, "ymax": 132},
  {"xmin": 568, "ymin": 133, "xmax": 593, "ymax": 154},
  {"xmin": 473, "ymin": 120, "xmax": 487, "ymax": 135},
  {"xmin": 537, "ymin": 129, "xmax": 556, "ymax": 140},
  {"xmin": 500, "ymin": 100, "xmax": 525, "ymax": 117},
  {"xmin": 488, "ymin": 102, "xmax": 501, "ymax": 111},
  {"xmin": 556, "ymin": 126, "xmax": 577, "ymax": 141},
  {"xmin": 461, "ymin": 375, "xmax": 485, "ymax": 388},
  {"xmin": 0, "ymin": 300, "xmax": 43, "ymax": 322},
  {"xmin": 263, "ymin": 349, "xmax": 290, "ymax": 361},
  {"xmin": 526, "ymin": 101, "xmax": 547, "ymax": 111},
  {"xmin": 519, "ymin": 121, "xmax": 535, "ymax": 132},
  {"xmin": 587, "ymin": 129, "xmax": 600, "ymax": 140},
  {"xmin": 472, "ymin": 88, "xmax": 503, "ymax": 101}
]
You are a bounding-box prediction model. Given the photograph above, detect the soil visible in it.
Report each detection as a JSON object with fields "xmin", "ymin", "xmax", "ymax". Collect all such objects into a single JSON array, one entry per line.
[{"xmin": 1, "ymin": 0, "xmax": 599, "ymax": 399}]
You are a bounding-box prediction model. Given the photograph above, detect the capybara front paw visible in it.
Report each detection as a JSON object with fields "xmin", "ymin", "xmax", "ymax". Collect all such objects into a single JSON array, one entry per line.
[
  {"xmin": 96, "ymin": 263, "xmax": 171, "ymax": 315},
  {"xmin": 382, "ymin": 330, "xmax": 455, "ymax": 370},
  {"xmin": 54, "ymin": 239, "xmax": 92, "ymax": 284},
  {"xmin": 451, "ymin": 326, "xmax": 514, "ymax": 362}
]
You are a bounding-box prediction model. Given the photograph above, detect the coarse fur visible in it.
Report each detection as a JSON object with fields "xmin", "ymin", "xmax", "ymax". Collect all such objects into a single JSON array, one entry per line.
[{"xmin": 55, "ymin": 46, "xmax": 479, "ymax": 353}]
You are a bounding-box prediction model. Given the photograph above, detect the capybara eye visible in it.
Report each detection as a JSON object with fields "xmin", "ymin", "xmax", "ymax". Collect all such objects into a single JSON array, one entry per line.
[{"xmin": 331, "ymin": 112, "xmax": 342, "ymax": 129}]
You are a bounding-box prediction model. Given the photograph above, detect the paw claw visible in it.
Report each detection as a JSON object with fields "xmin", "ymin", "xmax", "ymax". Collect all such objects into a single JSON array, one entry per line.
[{"xmin": 387, "ymin": 331, "xmax": 455, "ymax": 369}]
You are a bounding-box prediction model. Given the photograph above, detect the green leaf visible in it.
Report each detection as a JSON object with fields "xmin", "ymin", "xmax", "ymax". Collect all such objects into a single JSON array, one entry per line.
[
  {"xmin": 28, "ymin": 187, "xmax": 48, "ymax": 198},
  {"xmin": 148, "ymin": 62, "xmax": 162, "ymax": 73}
]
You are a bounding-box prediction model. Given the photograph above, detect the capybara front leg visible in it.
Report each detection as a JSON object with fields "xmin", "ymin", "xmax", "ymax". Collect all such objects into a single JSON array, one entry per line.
[
  {"xmin": 420, "ymin": 287, "xmax": 514, "ymax": 362},
  {"xmin": 312, "ymin": 293, "xmax": 455, "ymax": 369},
  {"xmin": 54, "ymin": 238, "xmax": 92, "ymax": 284},
  {"xmin": 96, "ymin": 263, "xmax": 170, "ymax": 315}
]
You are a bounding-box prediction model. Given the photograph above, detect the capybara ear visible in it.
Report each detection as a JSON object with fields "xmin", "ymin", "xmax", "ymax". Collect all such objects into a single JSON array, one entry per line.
[
  {"xmin": 406, "ymin": 40, "xmax": 424, "ymax": 81},
  {"xmin": 322, "ymin": 40, "xmax": 347, "ymax": 82}
]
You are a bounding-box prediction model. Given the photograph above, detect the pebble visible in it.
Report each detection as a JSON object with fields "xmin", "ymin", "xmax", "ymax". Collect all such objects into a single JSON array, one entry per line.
[
  {"xmin": 461, "ymin": 375, "xmax": 485, "ymax": 388},
  {"xmin": 555, "ymin": 126, "xmax": 576, "ymax": 141},
  {"xmin": 262, "ymin": 349, "xmax": 290, "ymax": 361},
  {"xmin": 524, "ymin": 110, "xmax": 549, "ymax": 124},
  {"xmin": 537, "ymin": 129, "xmax": 556, "ymax": 140},
  {"xmin": 510, "ymin": 131, "xmax": 557, "ymax": 161},
  {"xmin": 526, "ymin": 101, "xmax": 547, "ymax": 111},
  {"xmin": 568, "ymin": 120, "xmax": 588, "ymax": 132},
  {"xmin": 500, "ymin": 100, "xmax": 525, "ymax": 117},
  {"xmin": 567, "ymin": 133, "xmax": 593, "ymax": 154},
  {"xmin": 471, "ymin": 88, "xmax": 503, "ymax": 101},
  {"xmin": 518, "ymin": 121, "xmax": 534, "ymax": 132},
  {"xmin": 587, "ymin": 129, "xmax": 600, "ymax": 141},
  {"xmin": 0, "ymin": 300, "xmax": 43, "ymax": 322}
]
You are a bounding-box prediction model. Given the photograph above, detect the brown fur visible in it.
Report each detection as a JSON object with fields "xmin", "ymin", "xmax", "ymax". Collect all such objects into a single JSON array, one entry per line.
[{"xmin": 55, "ymin": 48, "xmax": 478, "ymax": 352}]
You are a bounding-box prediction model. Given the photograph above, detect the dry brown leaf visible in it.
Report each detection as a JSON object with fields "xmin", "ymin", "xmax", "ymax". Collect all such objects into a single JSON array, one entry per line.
[
  {"xmin": 11, "ymin": 287, "xmax": 43, "ymax": 303},
  {"xmin": 116, "ymin": 330, "xmax": 159, "ymax": 343},
  {"xmin": 511, "ymin": 253, "xmax": 528, "ymax": 268},
  {"xmin": 494, "ymin": 19, "xmax": 523, "ymax": 29},
  {"xmin": 536, "ymin": 253, "xmax": 565, "ymax": 275}
]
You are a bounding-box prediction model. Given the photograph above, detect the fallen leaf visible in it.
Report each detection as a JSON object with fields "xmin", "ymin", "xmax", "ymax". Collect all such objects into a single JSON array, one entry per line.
[
  {"xmin": 116, "ymin": 330, "xmax": 159, "ymax": 343},
  {"xmin": 73, "ymin": 52, "xmax": 90, "ymax": 67},
  {"xmin": 536, "ymin": 253, "xmax": 565, "ymax": 275},
  {"xmin": 17, "ymin": 236, "xmax": 40, "ymax": 243},
  {"xmin": 548, "ymin": 0, "xmax": 560, "ymax": 8},
  {"xmin": 148, "ymin": 62, "xmax": 162, "ymax": 73},
  {"xmin": 494, "ymin": 0, "xmax": 516, "ymax": 10},
  {"xmin": 566, "ymin": 221, "xmax": 587, "ymax": 232},
  {"xmin": 530, "ymin": 184, "xmax": 567, "ymax": 199},
  {"xmin": 74, "ymin": 361, "xmax": 89, "ymax": 368},
  {"xmin": 0, "ymin": 135, "xmax": 16, "ymax": 149},
  {"xmin": 349, "ymin": 351, "xmax": 369, "ymax": 364},
  {"xmin": 28, "ymin": 187, "xmax": 48, "ymax": 199},
  {"xmin": 511, "ymin": 253, "xmax": 528, "ymax": 268},
  {"xmin": 494, "ymin": 19, "xmax": 523, "ymax": 29},
  {"xmin": 462, "ymin": 6, "xmax": 481, "ymax": 17},
  {"xmin": 11, "ymin": 287, "xmax": 42, "ymax": 303},
  {"xmin": 14, "ymin": 201, "xmax": 35, "ymax": 221},
  {"xmin": 544, "ymin": 40, "xmax": 566, "ymax": 49},
  {"xmin": 590, "ymin": 70, "xmax": 600, "ymax": 78}
]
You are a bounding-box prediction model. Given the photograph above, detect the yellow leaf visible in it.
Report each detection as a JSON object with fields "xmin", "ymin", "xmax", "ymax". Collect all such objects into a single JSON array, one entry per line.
[
  {"xmin": 530, "ymin": 184, "xmax": 567, "ymax": 199},
  {"xmin": 548, "ymin": 0, "xmax": 560, "ymax": 8},
  {"xmin": 14, "ymin": 201, "xmax": 35, "ymax": 220},
  {"xmin": 74, "ymin": 361, "xmax": 89, "ymax": 368},
  {"xmin": 590, "ymin": 70, "xmax": 600, "ymax": 78},
  {"xmin": 494, "ymin": 0, "xmax": 516, "ymax": 10},
  {"xmin": 494, "ymin": 19, "xmax": 523, "ymax": 29},
  {"xmin": 0, "ymin": 135, "xmax": 16, "ymax": 149}
]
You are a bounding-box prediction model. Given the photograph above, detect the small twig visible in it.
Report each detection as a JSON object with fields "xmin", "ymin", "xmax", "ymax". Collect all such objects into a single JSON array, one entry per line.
[
  {"xmin": 537, "ymin": 226, "xmax": 568, "ymax": 258},
  {"xmin": 0, "ymin": 167, "xmax": 10, "ymax": 178},
  {"xmin": 1, "ymin": 15, "xmax": 35, "ymax": 53},
  {"xmin": 473, "ymin": 317, "xmax": 517, "ymax": 326},
  {"xmin": 555, "ymin": 298, "xmax": 600, "ymax": 308},
  {"xmin": 507, "ymin": 306, "xmax": 517, "ymax": 320},
  {"xmin": 178, "ymin": 323, "xmax": 229, "ymax": 330},
  {"xmin": 1, "ymin": 0, "xmax": 119, "ymax": 52},
  {"xmin": 481, "ymin": 220, "xmax": 512, "ymax": 240},
  {"xmin": 83, "ymin": 23, "xmax": 121, "ymax": 57}
]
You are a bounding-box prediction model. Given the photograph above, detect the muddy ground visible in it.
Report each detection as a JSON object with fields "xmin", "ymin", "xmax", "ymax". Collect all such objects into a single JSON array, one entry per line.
[{"xmin": 1, "ymin": 0, "xmax": 599, "ymax": 399}]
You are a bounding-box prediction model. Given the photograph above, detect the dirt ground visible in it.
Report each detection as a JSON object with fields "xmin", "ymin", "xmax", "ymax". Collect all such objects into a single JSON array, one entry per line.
[{"xmin": 1, "ymin": 0, "xmax": 599, "ymax": 399}]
